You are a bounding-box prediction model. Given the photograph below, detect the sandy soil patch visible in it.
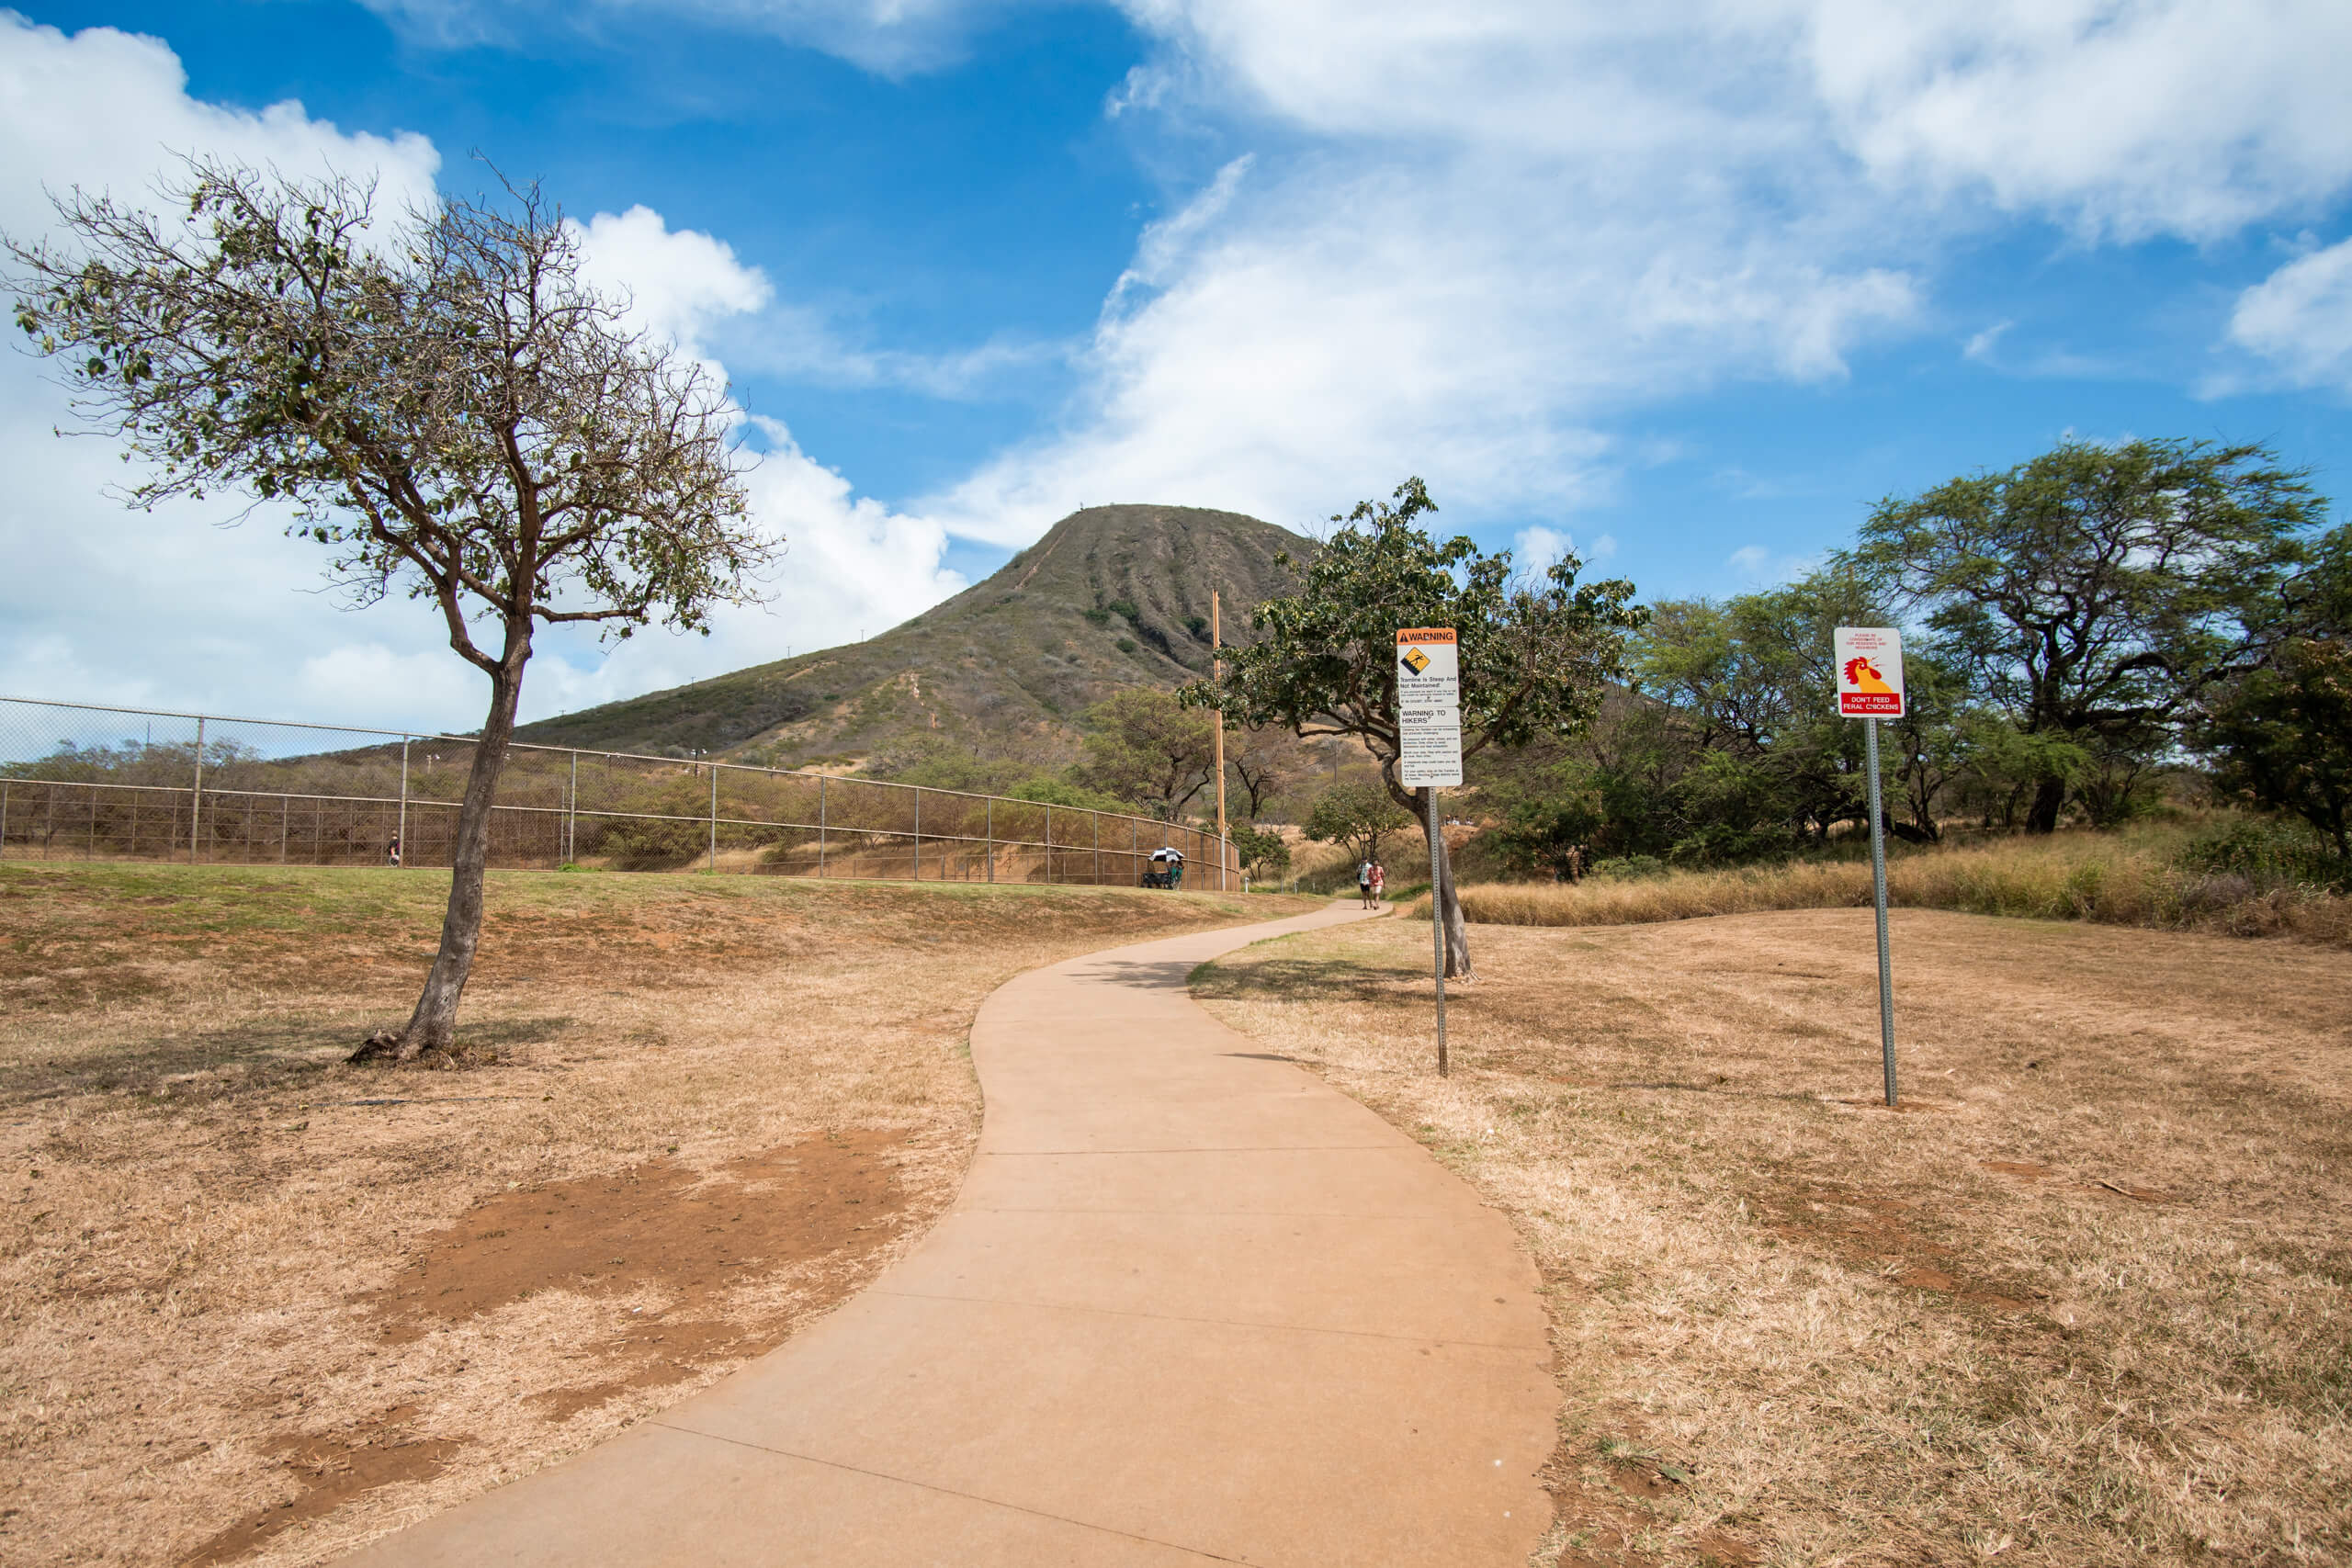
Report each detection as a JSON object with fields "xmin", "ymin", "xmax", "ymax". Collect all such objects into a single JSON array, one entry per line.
[
  {"xmin": 1193, "ymin": 908, "xmax": 2351, "ymax": 1567},
  {"xmin": 0, "ymin": 863, "xmax": 1312, "ymax": 1567}
]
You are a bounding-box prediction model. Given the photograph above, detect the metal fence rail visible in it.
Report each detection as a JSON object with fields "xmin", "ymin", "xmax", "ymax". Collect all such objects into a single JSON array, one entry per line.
[{"xmin": 0, "ymin": 695, "xmax": 1235, "ymax": 890}]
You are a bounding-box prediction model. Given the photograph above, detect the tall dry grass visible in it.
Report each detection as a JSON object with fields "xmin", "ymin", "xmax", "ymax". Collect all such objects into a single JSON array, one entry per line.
[{"xmin": 1424, "ymin": 830, "xmax": 2352, "ymax": 944}]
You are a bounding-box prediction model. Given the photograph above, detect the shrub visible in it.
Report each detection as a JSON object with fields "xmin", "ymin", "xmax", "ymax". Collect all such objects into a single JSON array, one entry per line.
[{"xmin": 2180, "ymin": 818, "xmax": 2348, "ymax": 890}]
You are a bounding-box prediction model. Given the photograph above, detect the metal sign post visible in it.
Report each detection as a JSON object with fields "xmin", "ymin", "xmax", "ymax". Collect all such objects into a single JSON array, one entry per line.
[
  {"xmin": 1396, "ymin": 627, "xmax": 1464, "ymax": 1077},
  {"xmin": 1212, "ymin": 591, "xmax": 1228, "ymax": 890},
  {"xmin": 1835, "ymin": 626, "xmax": 1905, "ymax": 1108}
]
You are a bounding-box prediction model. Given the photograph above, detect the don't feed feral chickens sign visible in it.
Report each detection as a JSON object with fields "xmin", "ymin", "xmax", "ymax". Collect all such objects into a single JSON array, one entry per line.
[{"xmin": 1833, "ymin": 626, "xmax": 1905, "ymax": 718}]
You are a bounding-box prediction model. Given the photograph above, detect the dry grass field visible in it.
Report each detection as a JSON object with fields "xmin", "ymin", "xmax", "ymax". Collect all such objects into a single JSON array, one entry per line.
[
  {"xmin": 0, "ymin": 863, "xmax": 1314, "ymax": 1568},
  {"xmin": 1427, "ymin": 830, "xmax": 2351, "ymax": 947},
  {"xmin": 1193, "ymin": 909, "xmax": 2352, "ymax": 1567}
]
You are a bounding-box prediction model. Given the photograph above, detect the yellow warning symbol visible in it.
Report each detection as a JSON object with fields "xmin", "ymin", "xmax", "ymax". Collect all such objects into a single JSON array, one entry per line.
[{"xmin": 1401, "ymin": 647, "xmax": 1430, "ymax": 675}]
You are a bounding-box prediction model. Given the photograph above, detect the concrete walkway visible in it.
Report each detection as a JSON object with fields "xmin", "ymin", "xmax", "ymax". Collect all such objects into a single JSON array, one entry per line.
[{"xmin": 345, "ymin": 901, "xmax": 1557, "ymax": 1566}]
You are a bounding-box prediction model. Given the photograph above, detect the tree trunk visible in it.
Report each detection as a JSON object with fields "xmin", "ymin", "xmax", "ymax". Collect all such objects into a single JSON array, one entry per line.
[
  {"xmin": 364, "ymin": 638, "xmax": 529, "ymax": 1066},
  {"xmin": 1419, "ymin": 790, "xmax": 1475, "ymax": 981},
  {"xmin": 2025, "ymin": 774, "xmax": 2066, "ymax": 835}
]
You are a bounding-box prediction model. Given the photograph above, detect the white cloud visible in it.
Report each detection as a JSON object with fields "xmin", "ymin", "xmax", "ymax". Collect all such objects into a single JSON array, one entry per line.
[
  {"xmin": 1513, "ymin": 525, "xmax": 1616, "ymax": 572},
  {"xmin": 1724, "ymin": 542, "xmax": 1818, "ymax": 586},
  {"xmin": 1126, "ymin": 0, "xmax": 2352, "ymax": 241},
  {"xmin": 0, "ymin": 18, "xmax": 442, "ymax": 238},
  {"xmin": 1800, "ymin": 0, "xmax": 2352, "ymax": 241},
  {"xmin": 901, "ymin": 0, "xmax": 2348, "ymax": 552},
  {"xmin": 1963, "ymin": 321, "xmax": 2013, "ymax": 363},
  {"xmin": 361, "ymin": 0, "xmax": 1001, "ymax": 74},
  {"xmin": 571, "ymin": 205, "xmax": 774, "ymax": 354},
  {"xmin": 2226, "ymin": 235, "xmax": 2352, "ymax": 390}
]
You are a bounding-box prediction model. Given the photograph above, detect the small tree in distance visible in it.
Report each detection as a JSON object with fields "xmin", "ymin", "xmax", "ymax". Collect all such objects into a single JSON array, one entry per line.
[
  {"xmin": 1187, "ymin": 479, "xmax": 1645, "ymax": 978},
  {"xmin": 1229, "ymin": 822, "xmax": 1292, "ymax": 886},
  {"xmin": 1304, "ymin": 782, "xmax": 1414, "ymax": 864},
  {"xmin": 8, "ymin": 159, "xmax": 775, "ymax": 1064},
  {"xmin": 1075, "ymin": 687, "xmax": 1217, "ymax": 818}
]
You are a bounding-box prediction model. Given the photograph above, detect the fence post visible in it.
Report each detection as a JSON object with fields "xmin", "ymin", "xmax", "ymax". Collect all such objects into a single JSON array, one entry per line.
[
  {"xmin": 191, "ymin": 716, "xmax": 205, "ymax": 864},
  {"xmin": 1092, "ymin": 811, "xmax": 1100, "ymax": 886},
  {"xmin": 1, "ymin": 781, "xmax": 8, "ymax": 862},
  {"xmin": 1044, "ymin": 804, "xmax": 1053, "ymax": 885},
  {"xmin": 707, "ymin": 763, "xmax": 718, "ymax": 872},
  {"xmin": 280, "ymin": 794, "xmax": 289, "ymax": 863},
  {"xmin": 568, "ymin": 750, "xmax": 579, "ymax": 865},
  {"xmin": 985, "ymin": 797, "xmax": 994, "ymax": 884},
  {"xmin": 818, "ymin": 773, "xmax": 827, "ymax": 879},
  {"xmin": 912, "ymin": 786, "xmax": 921, "ymax": 882},
  {"xmin": 397, "ymin": 738, "xmax": 410, "ymax": 869}
]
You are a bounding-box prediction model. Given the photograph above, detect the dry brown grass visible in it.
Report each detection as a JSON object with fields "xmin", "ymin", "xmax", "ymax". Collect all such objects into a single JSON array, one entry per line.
[
  {"xmin": 0, "ymin": 863, "xmax": 1315, "ymax": 1568},
  {"xmin": 1193, "ymin": 908, "xmax": 2352, "ymax": 1566},
  {"xmin": 1426, "ymin": 832, "xmax": 2352, "ymax": 947}
]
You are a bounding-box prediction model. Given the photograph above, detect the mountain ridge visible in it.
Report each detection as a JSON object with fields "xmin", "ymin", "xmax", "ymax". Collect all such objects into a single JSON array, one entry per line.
[{"xmin": 516, "ymin": 503, "xmax": 1316, "ymax": 766}]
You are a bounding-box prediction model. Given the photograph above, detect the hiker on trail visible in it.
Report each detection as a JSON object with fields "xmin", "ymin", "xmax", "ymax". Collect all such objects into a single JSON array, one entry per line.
[
  {"xmin": 1370, "ymin": 861, "xmax": 1385, "ymax": 908},
  {"xmin": 1357, "ymin": 858, "xmax": 1374, "ymax": 908}
]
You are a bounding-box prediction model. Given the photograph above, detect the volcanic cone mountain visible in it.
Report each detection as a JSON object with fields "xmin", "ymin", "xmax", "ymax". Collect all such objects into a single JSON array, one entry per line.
[{"xmin": 517, "ymin": 504, "xmax": 1315, "ymax": 767}]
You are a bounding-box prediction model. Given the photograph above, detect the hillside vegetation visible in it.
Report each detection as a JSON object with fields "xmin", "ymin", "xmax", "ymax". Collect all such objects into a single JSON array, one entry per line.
[{"xmin": 514, "ymin": 505, "xmax": 1313, "ymax": 766}]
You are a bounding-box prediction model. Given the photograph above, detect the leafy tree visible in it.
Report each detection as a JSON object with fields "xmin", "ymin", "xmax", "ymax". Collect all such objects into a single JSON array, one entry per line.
[
  {"xmin": 8, "ymin": 160, "xmax": 771, "ymax": 1062},
  {"xmin": 1488, "ymin": 779, "xmax": 1606, "ymax": 881},
  {"xmin": 1188, "ymin": 479, "xmax": 1645, "ymax": 977},
  {"xmin": 1851, "ymin": 439, "xmax": 2324, "ymax": 832},
  {"xmin": 1303, "ymin": 781, "xmax": 1415, "ymax": 864},
  {"xmin": 1628, "ymin": 568, "xmax": 2000, "ymax": 851},
  {"xmin": 2197, "ymin": 525, "xmax": 2352, "ymax": 857},
  {"xmin": 1631, "ymin": 578, "xmax": 1869, "ymax": 846},
  {"xmin": 1229, "ymin": 822, "xmax": 1292, "ymax": 884},
  {"xmin": 1223, "ymin": 726, "xmax": 1295, "ymax": 821},
  {"xmin": 1073, "ymin": 687, "xmax": 1217, "ymax": 818}
]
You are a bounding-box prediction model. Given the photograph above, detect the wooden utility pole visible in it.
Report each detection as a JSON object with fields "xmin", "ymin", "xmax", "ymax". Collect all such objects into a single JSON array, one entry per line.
[{"xmin": 1212, "ymin": 591, "xmax": 1228, "ymax": 852}]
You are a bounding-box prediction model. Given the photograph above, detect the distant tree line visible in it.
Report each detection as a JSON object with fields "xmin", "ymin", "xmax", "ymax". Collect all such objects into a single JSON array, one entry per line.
[{"xmin": 1480, "ymin": 439, "xmax": 2349, "ymax": 879}]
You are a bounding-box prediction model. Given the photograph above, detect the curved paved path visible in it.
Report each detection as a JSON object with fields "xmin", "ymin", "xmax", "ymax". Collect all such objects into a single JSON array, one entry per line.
[{"xmin": 345, "ymin": 902, "xmax": 1556, "ymax": 1566}]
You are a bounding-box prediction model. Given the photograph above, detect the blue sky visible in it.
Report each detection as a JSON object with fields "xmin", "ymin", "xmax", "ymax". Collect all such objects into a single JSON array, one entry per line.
[{"xmin": 4, "ymin": 1, "xmax": 2349, "ymax": 732}]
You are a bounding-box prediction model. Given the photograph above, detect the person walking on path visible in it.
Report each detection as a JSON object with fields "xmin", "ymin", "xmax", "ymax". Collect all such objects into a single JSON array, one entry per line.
[
  {"xmin": 1370, "ymin": 861, "xmax": 1385, "ymax": 908},
  {"xmin": 1357, "ymin": 857, "xmax": 1374, "ymax": 908}
]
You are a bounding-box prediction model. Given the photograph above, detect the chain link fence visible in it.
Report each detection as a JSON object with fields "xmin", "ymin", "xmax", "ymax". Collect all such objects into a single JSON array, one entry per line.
[{"xmin": 0, "ymin": 696, "xmax": 1234, "ymax": 890}]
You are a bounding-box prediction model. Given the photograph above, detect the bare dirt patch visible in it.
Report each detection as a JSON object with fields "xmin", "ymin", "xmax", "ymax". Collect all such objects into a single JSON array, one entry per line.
[
  {"xmin": 1195, "ymin": 908, "xmax": 2352, "ymax": 1566},
  {"xmin": 0, "ymin": 863, "xmax": 1314, "ymax": 1568},
  {"xmin": 364, "ymin": 1131, "xmax": 904, "ymax": 1340}
]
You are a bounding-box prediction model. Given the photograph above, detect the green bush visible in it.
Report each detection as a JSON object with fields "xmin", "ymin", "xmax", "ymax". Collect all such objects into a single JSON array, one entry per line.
[{"xmin": 2179, "ymin": 818, "xmax": 2348, "ymax": 890}]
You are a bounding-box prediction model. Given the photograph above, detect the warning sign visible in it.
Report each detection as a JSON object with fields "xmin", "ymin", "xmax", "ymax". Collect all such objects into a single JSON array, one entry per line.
[
  {"xmin": 1834, "ymin": 626, "xmax": 1905, "ymax": 718},
  {"xmin": 1397, "ymin": 627, "xmax": 1462, "ymax": 787}
]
